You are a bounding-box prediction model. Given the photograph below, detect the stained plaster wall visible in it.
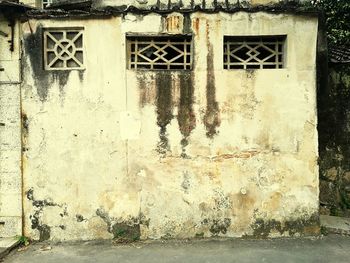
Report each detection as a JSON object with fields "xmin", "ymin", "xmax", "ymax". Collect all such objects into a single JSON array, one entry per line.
[
  {"xmin": 20, "ymin": 0, "xmax": 312, "ymax": 9},
  {"xmin": 0, "ymin": 15, "xmax": 22, "ymax": 237},
  {"xmin": 21, "ymin": 11, "xmax": 319, "ymax": 241},
  {"xmin": 21, "ymin": 0, "xmax": 42, "ymax": 8},
  {"xmin": 93, "ymin": 0, "xmax": 282, "ymax": 9}
]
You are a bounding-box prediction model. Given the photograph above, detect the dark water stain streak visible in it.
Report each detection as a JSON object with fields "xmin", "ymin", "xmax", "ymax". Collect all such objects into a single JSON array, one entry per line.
[
  {"xmin": 155, "ymin": 72, "xmax": 174, "ymax": 155},
  {"xmin": 177, "ymin": 73, "xmax": 196, "ymax": 157},
  {"xmin": 203, "ymin": 24, "xmax": 220, "ymax": 138}
]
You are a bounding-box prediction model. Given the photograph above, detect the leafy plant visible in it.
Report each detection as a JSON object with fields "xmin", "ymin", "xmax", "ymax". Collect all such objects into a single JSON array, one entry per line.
[
  {"xmin": 132, "ymin": 234, "xmax": 140, "ymax": 241},
  {"xmin": 312, "ymin": 0, "xmax": 350, "ymax": 46},
  {"xmin": 15, "ymin": 235, "xmax": 30, "ymax": 246},
  {"xmin": 320, "ymin": 226, "xmax": 329, "ymax": 236},
  {"xmin": 115, "ymin": 228, "xmax": 127, "ymax": 237}
]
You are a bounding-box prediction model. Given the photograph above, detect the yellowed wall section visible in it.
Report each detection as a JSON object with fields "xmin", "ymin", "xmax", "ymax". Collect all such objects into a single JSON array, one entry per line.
[
  {"xmin": 21, "ymin": 12, "xmax": 319, "ymax": 241},
  {"xmin": 21, "ymin": 0, "xmax": 293, "ymax": 9},
  {"xmin": 21, "ymin": 0, "xmax": 39, "ymax": 8},
  {"xmin": 97, "ymin": 0, "xmax": 282, "ymax": 9}
]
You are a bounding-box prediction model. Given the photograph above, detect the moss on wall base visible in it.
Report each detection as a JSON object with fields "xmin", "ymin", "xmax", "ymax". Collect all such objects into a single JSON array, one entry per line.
[{"xmin": 250, "ymin": 214, "xmax": 320, "ymax": 239}]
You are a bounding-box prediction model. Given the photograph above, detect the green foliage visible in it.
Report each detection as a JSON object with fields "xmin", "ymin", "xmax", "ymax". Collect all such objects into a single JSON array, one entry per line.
[
  {"xmin": 15, "ymin": 235, "xmax": 30, "ymax": 246},
  {"xmin": 112, "ymin": 225, "xmax": 141, "ymax": 243},
  {"xmin": 312, "ymin": 0, "xmax": 350, "ymax": 46},
  {"xmin": 132, "ymin": 234, "xmax": 140, "ymax": 241},
  {"xmin": 115, "ymin": 228, "xmax": 127, "ymax": 238},
  {"xmin": 320, "ymin": 226, "xmax": 329, "ymax": 236}
]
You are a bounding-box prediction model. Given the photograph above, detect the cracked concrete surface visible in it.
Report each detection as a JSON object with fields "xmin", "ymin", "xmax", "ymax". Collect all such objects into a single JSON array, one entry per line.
[{"xmin": 3, "ymin": 235, "xmax": 350, "ymax": 263}]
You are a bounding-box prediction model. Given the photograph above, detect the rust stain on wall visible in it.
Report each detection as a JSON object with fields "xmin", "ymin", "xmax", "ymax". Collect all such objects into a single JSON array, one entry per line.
[
  {"xmin": 166, "ymin": 15, "xmax": 181, "ymax": 32},
  {"xmin": 192, "ymin": 18, "xmax": 200, "ymax": 36},
  {"xmin": 211, "ymin": 150, "xmax": 260, "ymax": 161}
]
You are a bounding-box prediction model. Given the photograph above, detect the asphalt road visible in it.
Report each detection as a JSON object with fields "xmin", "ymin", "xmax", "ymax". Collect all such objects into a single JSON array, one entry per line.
[{"xmin": 4, "ymin": 235, "xmax": 350, "ymax": 263}]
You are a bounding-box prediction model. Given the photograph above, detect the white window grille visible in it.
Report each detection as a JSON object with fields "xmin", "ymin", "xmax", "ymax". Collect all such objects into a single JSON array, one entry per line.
[
  {"xmin": 42, "ymin": 0, "xmax": 53, "ymax": 8},
  {"xmin": 127, "ymin": 36, "xmax": 192, "ymax": 70},
  {"xmin": 43, "ymin": 28, "xmax": 84, "ymax": 70},
  {"xmin": 224, "ymin": 36, "xmax": 286, "ymax": 69}
]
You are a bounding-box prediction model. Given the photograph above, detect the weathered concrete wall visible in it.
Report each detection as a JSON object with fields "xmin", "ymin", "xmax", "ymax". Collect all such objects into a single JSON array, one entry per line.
[
  {"xmin": 0, "ymin": 15, "xmax": 22, "ymax": 237},
  {"xmin": 22, "ymin": 1, "xmax": 36, "ymax": 7},
  {"xmin": 21, "ymin": 0, "xmax": 41, "ymax": 8},
  {"xmin": 21, "ymin": 0, "xmax": 312, "ymax": 9},
  {"xmin": 319, "ymin": 64, "xmax": 350, "ymax": 217},
  {"xmin": 21, "ymin": 11, "xmax": 319, "ymax": 241},
  {"xmin": 94, "ymin": 0, "xmax": 282, "ymax": 9}
]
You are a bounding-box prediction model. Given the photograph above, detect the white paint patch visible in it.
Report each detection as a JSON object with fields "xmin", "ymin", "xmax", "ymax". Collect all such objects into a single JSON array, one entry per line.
[{"xmin": 120, "ymin": 111, "xmax": 142, "ymax": 140}]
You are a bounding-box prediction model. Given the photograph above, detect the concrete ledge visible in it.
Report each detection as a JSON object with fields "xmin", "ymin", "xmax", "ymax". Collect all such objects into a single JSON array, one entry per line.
[
  {"xmin": 0, "ymin": 237, "xmax": 19, "ymax": 259},
  {"xmin": 320, "ymin": 215, "xmax": 350, "ymax": 236}
]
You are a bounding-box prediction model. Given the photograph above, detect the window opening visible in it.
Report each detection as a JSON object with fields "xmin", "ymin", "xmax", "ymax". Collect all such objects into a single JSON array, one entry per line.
[
  {"xmin": 43, "ymin": 28, "xmax": 84, "ymax": 70},
  {"xmin": 42, "ymin": 0, "xmax": 53, "ymax": 8},
  {"xmin": 127, "ymin": 36, "xmax": 192, "ymax": 70},
  {"xmin": 224, "ymin": 36, "xmax": 286, "ymax": 69}
]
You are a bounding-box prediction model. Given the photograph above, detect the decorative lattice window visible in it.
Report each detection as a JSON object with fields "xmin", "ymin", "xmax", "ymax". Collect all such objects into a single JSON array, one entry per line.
[
  {"xmin": 43, "ymin": 28, "xmax": 84, "ymax": 70},
  {"xmin": 42, "ymin": 0, "xmax": 53, "ymax": 8},
  {"xmin": 127, "ymin": 36, "xmax": 192, "ymax": 70},
  {"xmin": 224, "ymin": 36, "xmax": 286, "ymax": 69}
]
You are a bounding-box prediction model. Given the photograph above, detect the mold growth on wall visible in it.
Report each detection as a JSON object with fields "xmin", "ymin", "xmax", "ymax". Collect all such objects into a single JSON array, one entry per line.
[
  {"xmin": 23, "ymin": 25, "xmax": 74, "ymax": 102},
  {"xmin": 26, "ymin": 189, "xmax": 68, "ymax": 241},
  {"xmin": 96, "ymin": 208, "xmax": 149, "ymax": 241},
  {"xmin": 250, "ymin": 213, "xmax": 320, "ymax": 238},
  {"xmin": 19, "ymin": 12, "xmax": 320, "ymax": 241},
  {"xmin": 137, "ymin": 71, "xmax": 196, "ymax": 157},
  {"xmin": 155, "ymin": 72, "xmax": 174, "ymax": 155},
  {"xmin": 177, "ymin": 73, "xmax": 196, "ymax": 157},
  {"xmin": 200, "ymin": 218, "xmax": 232, "ymax": 235},
  {"xmin": 209, "ymin": 218, "xmax": 232, "ymax": 235},
  {"xmin": 203, "ymin": 23, "xmax": 220, "ymax": 138},
  {"xmin": 137, "ymin": 74, "xmax": 150, "ymax": 108},
  {"xmin": 76, "ymin": 214, "xmax": 86, "ymax": 222},
  {"xmin": 22, "ymin": 112, "xmax": 29, "ymax": 145}
]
